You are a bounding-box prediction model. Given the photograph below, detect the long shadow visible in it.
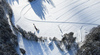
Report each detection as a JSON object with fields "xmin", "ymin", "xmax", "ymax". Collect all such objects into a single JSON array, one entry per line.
[
  {"xmin": 11, "ymin": 14, "xmax": 16, "ymax": 26},
  {"xmin": 43, "ymin": 0, "xmax": 55, "ymax": 7},
  {"xmin": 6, "ymin": 0, "xmax": 19, "ymax": 5},
  {"xmin": 22, "ymin": 38, "xmax": 44, "ymax": 55},
  {"xmin": 54, "ymin": 42, "xmax": 65, "ymax": 55},
  {"xmin": 40, "ymin": 42, "xmax": 52, "ymax": 55},
  {"xmin": 58, "ymin": 0, "xmax": 100, "ymax": 33},
  {"xmin": 30, "ymin": 0, "xmax": 55, "ymax": 20}
]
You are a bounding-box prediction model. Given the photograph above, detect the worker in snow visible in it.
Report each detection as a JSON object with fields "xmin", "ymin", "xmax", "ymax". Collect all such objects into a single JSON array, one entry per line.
[{"xmin": 33, "ymin": 24, "xmax": 39, "ymax": 33}]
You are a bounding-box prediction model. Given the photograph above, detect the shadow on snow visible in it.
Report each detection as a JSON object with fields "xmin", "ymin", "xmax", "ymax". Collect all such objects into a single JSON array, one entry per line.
[
  {"xmin": 6, "ymin": 0, "xmax": 19, "ymax": 5},
  {"xmin": 30, "ymin": 0, "xmax": 55, "ymax": 20}
]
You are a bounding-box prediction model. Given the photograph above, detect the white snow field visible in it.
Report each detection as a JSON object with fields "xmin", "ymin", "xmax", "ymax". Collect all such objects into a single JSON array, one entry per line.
[{"xmin": 7, "ymin": 0, "xmax": 100, "ymax": 55}]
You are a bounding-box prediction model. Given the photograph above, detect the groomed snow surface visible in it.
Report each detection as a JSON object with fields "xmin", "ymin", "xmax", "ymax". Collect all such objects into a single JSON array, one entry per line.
[{"xmin": 7, "ymin": 0, "xmax": 100, "ymax": 55}]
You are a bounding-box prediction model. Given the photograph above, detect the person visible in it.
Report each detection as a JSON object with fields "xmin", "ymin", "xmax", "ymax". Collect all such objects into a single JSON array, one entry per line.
[{"xmin": 33, "ymin": 24, "xmax": 39, "ymax": 33}]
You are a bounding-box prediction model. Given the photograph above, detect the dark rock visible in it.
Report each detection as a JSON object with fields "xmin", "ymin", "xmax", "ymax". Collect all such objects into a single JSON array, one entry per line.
[
  {"xmin": 0, "ymin": 51, "xmax": 4, "ymax": 55},
  {"xmin": 53, "ymin": 37, "xmax": 59, "ymax": 41},
  {"xmin": 0, "ymin": 5, "xmax": 4, "ymax": 19},
  {"xmin": 0, "ymin": 0, "xmax": 18, "ymax": 55},
  {"xmin": 28, "ymin": 0, "xmax": 35, "ymax": 2},
  {"xmin": 38, "ymin": 37, "xmax": 47, "ymax": 42},
  {"xmin": 16, "ymin": 25, "xmax": 38, "ymax": 41},
  {"xmin": 77, "ymin": 41, "xmax": 100, "ymax": 55},
  {"xmin": 61, "ymin": 32, "xmax": 76, "ymax": 50},
  {"xmin": 77, "ymin": 25, "xmax": 100, "ymax": 55},
  {"xmin": 20, "ymin": 48, "xmax": 26, "ymax": 54}
]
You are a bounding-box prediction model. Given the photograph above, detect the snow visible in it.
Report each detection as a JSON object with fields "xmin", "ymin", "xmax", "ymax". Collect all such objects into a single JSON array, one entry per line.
[{"xmin": 7, "ymin": 0, "xmax": 100, "ymax": 55}]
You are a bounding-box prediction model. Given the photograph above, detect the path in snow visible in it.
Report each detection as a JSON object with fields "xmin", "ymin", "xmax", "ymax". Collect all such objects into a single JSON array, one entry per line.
[{"xmin": 7, "ymin": 0, "xmax": 100, "ymax": 55}]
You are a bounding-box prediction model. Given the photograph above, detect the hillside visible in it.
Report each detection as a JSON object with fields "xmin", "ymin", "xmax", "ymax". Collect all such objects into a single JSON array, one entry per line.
[{"xmin": 0, "ymin": 0, "xmax": 100, "ymax": 55}]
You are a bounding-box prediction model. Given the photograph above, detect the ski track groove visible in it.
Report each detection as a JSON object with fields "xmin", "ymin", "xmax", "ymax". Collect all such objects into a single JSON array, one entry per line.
[
  {"xmin": 58, "ymin": 1, "xmax": 100, "ymax": 32},
  {"xmin": 55, "ymin": 0, "xmax": 90, "ymax": 20},
  {"xmin": 13, "ymin": 0, "xmax": 100, "ymax": 55},
  {"xmin": 64, "ymin": 1, "xmax": 100, "ymax": 22},
  {"xmin": 77, "ymin": 10, "xmax": 100, "ymax": 23},
  {"xmin": 15, "ymin": 4, "xmax": 29, "ymax": 23},
  {"xmin": 52, "ymin": 0, "xmax": 79, "ymax": 14},
  {"xmin": 15, "ymin": 0, "xmax": 39, "ymax": 23},
  {"xmin": 61, "ymin": 13, "xmax": 100, "ymax": 32},
  {"xmin": 24, "ymin": 17, "xmax": 99, "ymax": 25},
  {"xmin": 50, "ymin": 0, "xmax": 67, "ymax": 9}
]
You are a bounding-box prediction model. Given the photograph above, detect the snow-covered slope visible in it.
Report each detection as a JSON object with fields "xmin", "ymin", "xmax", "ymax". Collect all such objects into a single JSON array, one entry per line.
[
  {"xmin": 8, "ymin": 0, "xmax": 100, "ymax": 40},
  {"xmin": 7, "ymin": 0, "xmax": 100, "ymax": 55}
]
